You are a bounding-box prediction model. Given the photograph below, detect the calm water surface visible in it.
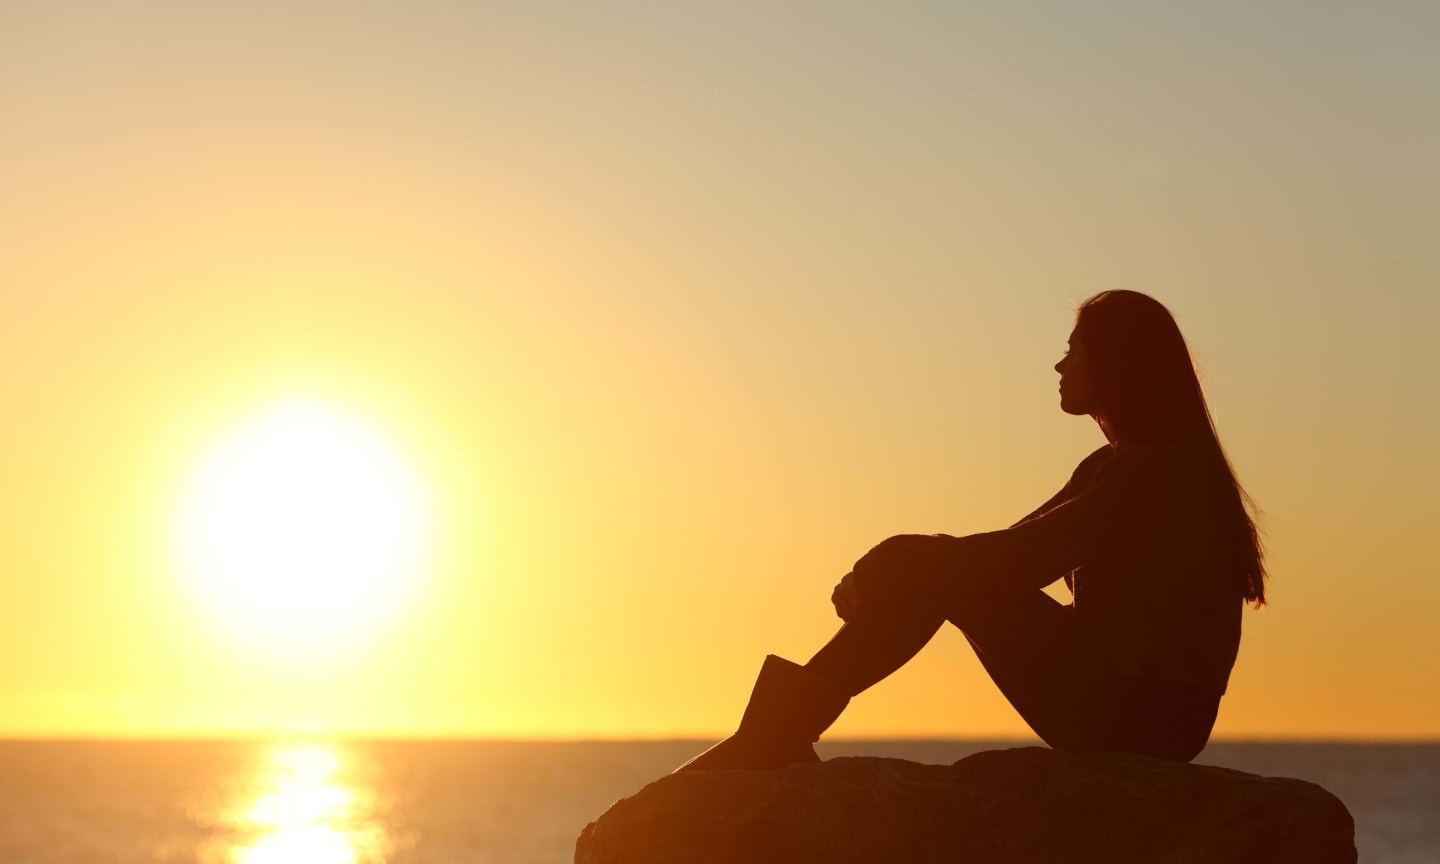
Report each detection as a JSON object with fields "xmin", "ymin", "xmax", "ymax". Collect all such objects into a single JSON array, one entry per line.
[{"xmin": 1, "ymin": 740, "xmax": 1435, "ymax": 863}]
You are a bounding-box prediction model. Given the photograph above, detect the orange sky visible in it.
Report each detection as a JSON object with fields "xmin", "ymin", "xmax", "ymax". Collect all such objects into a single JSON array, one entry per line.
[{"xmin": 2, "ymin": 1, "xmax": 1437, "ymax": 739}]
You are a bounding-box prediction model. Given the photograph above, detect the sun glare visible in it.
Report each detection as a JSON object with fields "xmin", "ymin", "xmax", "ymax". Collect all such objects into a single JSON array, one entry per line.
[
  {"xmin": 225, "ymin": 743, "xmax": 389, "ymax": 864},
  {"xmin": 175, "ymin": 399, "xmax": 431, "ymax": 659}
]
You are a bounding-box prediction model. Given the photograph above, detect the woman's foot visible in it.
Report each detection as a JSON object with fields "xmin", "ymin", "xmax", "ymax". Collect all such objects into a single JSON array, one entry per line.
[
  {"xmin": 674, "ymin": 733, "xmax": 820, "ymax": 772},
  {"xmin": 673, "ymin": 655, "xmax": 849, "ymax": 773}
]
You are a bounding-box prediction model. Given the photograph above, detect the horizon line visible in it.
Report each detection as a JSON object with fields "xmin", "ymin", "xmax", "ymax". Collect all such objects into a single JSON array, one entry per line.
[{"xmin": 3, "ymin": 734, "xmax": 1438, "ymax": 745}]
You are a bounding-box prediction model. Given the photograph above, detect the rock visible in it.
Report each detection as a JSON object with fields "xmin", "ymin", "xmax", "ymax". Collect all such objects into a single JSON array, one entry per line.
[{"xmin": 575, "ymin": 747, "xmax": 1356, "ymax": 864}]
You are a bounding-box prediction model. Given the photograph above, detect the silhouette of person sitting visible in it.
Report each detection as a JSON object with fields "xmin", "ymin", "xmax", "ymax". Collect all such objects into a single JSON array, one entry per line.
[{"xmin": 677, "ymin": 290, "xmax": 1266, "ymax": 771}]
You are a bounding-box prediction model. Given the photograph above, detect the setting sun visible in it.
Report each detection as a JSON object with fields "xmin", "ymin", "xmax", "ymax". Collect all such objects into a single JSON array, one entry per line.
[{"xmin": 174, "ymin": 399, "xmax": 432, "ymax": 660}]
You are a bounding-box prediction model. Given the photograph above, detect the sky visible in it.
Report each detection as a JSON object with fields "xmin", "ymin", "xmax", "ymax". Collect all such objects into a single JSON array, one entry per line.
[{"xmin": 1, "ymin": 0, "xmax": 1437, "ymax": 740}]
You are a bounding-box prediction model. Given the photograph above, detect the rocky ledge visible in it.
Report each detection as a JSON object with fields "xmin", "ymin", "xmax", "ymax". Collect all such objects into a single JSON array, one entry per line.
[{"xmin": 575, "ymin": 747, "xmax": 1355, "ymax": 864}]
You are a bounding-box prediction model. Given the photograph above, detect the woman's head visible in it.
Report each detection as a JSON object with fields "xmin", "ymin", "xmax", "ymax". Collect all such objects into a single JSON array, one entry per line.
[
  {"xmin": 1067, "ymin": 290, "xmax": 1207, "ymax": 445},
  {"xmin": 1066, "ymin": 290, "xmax": 1268, "ymax": 607}
]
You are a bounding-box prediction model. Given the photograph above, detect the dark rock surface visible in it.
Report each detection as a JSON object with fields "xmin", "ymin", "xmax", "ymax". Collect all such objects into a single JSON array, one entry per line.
[{"xmin": 575, "ymin": 747, "xmax": 1356, "ymax": 864}]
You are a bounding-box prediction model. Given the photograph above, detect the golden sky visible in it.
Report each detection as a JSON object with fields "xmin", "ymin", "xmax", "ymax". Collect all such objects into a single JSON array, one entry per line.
[{"xmin": 2, "ymin": 1, "xmax": 1437, "ymax": 739}]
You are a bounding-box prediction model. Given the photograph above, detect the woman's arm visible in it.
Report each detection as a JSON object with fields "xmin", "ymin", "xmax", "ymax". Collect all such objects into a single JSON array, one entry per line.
[
  {"xmin": 1008, "ymin": 444, "xmax": 1115, "ymax": 528},
  {"xmin": 838, "ymin": 445, "xmax": 1194, "ymax": 618},
  {"xmin": 851, "ymin": 444, "xmax": 1117, "ymax": 578},
  {"xmin": 939, "ymin": 444, "xmax": 1195, "ymax": 593}
]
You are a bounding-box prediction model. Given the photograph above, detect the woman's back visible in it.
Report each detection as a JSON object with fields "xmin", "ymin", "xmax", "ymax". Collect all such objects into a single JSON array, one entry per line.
[{"xmin": 1067, "ymin": 442, "xmax": 1243, "ymax": 696}]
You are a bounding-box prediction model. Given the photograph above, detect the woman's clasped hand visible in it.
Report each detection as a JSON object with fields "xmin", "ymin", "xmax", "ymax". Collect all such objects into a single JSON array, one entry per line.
[{"xmin": 832, "ymin": 533, "xmax": 959, "ymax": 621}]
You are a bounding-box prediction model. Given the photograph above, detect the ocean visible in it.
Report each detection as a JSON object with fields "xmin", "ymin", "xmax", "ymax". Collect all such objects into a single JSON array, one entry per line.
[{"xmin": 1, "ymin": 739, "xmax": 1435, "ymax": 863}]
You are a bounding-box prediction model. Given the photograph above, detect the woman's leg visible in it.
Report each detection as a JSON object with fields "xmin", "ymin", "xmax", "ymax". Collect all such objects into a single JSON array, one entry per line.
[
  {"xmin": 946, "ymin": 586, "xmax": 1116, "ymax": 752},
  {"xmin": 801, "ymin": 578, "xmax": 1075, "ymax": 708},
  {"xmin": 803, "ymin": 575, "xmax": 1215, "ymax": 759},
  {"xmin": 803, "ymin": 595, "xmax": 949, "ymax": 697},
  {"xmin": 953, "ymin": 590, "xmax": 1220, "ymax": 760}
]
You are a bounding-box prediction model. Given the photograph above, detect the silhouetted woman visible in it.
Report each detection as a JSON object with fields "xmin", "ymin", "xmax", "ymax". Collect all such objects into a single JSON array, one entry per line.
[{"xmin": 678, "ymin": 290, "xmax": 1265, "ymax": 770}]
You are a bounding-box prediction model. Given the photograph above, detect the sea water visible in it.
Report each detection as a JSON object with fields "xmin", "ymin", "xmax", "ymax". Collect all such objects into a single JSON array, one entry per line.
[{"xmin": 1, "ymin": 740, "xmax": 1435, "ymax": 863}]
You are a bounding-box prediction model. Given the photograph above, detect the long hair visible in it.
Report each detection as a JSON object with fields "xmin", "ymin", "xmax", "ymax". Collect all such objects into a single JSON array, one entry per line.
[{"xmin": 1074, "ymin": 290, "xmax": 1267, "ymax": 607}]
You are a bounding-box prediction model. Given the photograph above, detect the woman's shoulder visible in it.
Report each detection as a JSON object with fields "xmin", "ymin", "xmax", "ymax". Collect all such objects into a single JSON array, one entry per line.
[
  {"xmin": 1070, "ymin": 444, "xmax": 1117, "ymax": 484},
  {"xmin": 1116, "ymin": 441, "xmax": 1206, "ymax": 472},
  {"xmin": 1068, "ymin": 441, "xmax": 1209, "ymax": 499},
  {"xmin": 1102, "ymin": 441, "xmax": 1214, "ymax": 499}
]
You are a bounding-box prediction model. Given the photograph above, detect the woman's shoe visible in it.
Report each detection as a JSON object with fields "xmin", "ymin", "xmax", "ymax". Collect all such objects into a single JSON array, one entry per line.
[{"xmin": 674, "ymin": 655, "xmax": 850, "ymax": 772}]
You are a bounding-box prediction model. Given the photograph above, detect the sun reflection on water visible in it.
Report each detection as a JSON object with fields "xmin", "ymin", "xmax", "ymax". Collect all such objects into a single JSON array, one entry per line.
[{"xmin": 226, "ymin": 744, "xmax": 389, "ymax": 864}]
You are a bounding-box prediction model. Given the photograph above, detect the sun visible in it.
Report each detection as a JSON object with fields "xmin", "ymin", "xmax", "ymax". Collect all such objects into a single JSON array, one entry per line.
[{"xmin": 175, "ymin": 398, "xmax": 432, "ymax": 659}]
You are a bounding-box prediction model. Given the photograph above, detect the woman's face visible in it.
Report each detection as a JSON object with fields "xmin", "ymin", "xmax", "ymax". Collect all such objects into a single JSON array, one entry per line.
[{"xmin": 1055, "ymin": 327, "xmax": 1097, "ymax": 416}]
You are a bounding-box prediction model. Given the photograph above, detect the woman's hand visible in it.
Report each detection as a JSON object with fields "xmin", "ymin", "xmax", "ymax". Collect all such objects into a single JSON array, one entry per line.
[
  {"xmin": 831, "ymin": 534, "xmax": 957, "ymax": 621},
  {"xmin": 852, "ymin": 533, "xmax": 947, "ymax": 573}
]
